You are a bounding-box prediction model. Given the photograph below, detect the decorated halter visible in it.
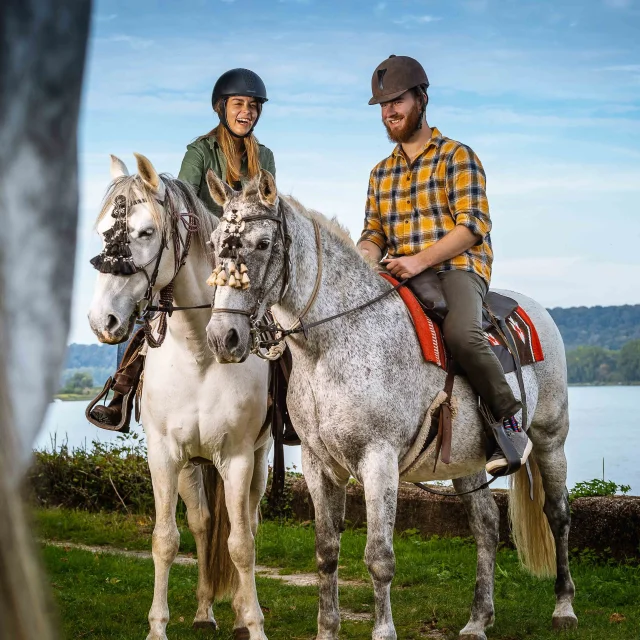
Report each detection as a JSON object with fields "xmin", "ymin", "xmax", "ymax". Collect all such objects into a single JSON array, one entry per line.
[
  {"xmin": 208, "ymin": 199, "xmax": 293, "ymax": 360},
  {"xmin": 90, "ymin": 187, "xmax": 200, "ymax": 348}
]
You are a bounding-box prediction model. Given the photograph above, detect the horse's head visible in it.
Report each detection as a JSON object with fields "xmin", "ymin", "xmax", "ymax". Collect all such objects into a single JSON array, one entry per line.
[
  {"xmin": 88, "ymin": 154, "xmax": 177, "ymax": 344},
  {"xmin": 205, "ymin": 169, "xmax": 287, "ymax": 362}
]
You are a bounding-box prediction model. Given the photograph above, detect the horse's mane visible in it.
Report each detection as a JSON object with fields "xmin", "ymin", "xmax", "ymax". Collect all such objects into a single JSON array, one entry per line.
[
  {"xmin": 96, "ymin": 173, "xmax": 218, "ymax": 254},
  {"xmin": 282, "ymin": 195, "xmax": 355, "ymax": 249}
]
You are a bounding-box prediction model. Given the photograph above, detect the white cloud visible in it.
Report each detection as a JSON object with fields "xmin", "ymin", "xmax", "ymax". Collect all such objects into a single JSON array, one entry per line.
[
  {"xmin": 393, "ymin": 15, "xmax": 441, "ymax": 26},
  {"xmin": 604, "ymin": 0, "xmax": 633, "ymax": 8},
  {"xmin": 95, "ymin": 13, "xmax": 117, "ymax": 22},
  {"xmin": 97, "ymin": 34, "xmax": 154, "ymax": 50}
]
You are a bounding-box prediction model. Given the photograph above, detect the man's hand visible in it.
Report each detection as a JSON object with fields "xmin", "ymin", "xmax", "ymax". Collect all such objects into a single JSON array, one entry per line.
[{"xmin": 382, "ymin": 253, "xmax": 429, "ymax": 279}]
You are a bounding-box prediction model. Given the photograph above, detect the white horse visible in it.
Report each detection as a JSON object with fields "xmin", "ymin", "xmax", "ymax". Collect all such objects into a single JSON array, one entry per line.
[
  {"xmin": 205, "ymin": 170, "xmax": 577, "ymax": 640},
  {"xmin": 88, "ymin": 154, "xmax": 271, "ymax": 640}
]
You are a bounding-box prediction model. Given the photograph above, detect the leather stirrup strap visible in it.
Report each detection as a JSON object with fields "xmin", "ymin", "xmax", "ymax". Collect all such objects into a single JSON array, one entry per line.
[{"xmin": 433, "ymin": 363, "xmax": 455, "ymax": 471}]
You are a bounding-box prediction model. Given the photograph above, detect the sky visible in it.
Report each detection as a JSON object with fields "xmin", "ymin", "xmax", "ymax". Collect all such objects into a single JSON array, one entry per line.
[{"xmin": 72, "ymin": 0, "xmax": 640, "ymax": 344}]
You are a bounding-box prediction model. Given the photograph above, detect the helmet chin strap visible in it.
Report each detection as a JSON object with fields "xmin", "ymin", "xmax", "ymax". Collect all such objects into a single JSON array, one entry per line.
[{"xmin": 220, "ymin": 97, "xmax": 262, "ymax": 139}]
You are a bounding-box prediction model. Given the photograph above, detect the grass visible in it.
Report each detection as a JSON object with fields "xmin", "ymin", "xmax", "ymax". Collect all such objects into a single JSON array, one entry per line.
[{"xmin": 36, "ymin": 508, "xmax": 640, "ymax": 639}]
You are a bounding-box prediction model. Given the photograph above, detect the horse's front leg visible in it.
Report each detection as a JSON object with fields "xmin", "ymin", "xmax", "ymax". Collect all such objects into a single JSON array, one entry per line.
[
  {"xmin": 302, "ymin": 446, "xmax": 348, "ymax": 640},
  {"xmin": 178, "ymin": 463, "xmax": 216, "ymax": 630},
  {"xmin": 453, "ymin": 473, "xmax": 499, "ymax": 640},
  {"xmin": 222, "ymin": 452, "xmax": 266, "ymax": 640},
  {"xmin": 146, "ymin": 444, "xmax": 182, "ymax": 640},
  {"xmin": 360, "ymin": 445, "xmax": 399, "ymax": 640}
]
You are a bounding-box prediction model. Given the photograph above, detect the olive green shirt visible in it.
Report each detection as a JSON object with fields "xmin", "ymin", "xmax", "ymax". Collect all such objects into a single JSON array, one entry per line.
[{"xmin": 177, "ymin": 135, "xmax": 276, "ymax": 217}]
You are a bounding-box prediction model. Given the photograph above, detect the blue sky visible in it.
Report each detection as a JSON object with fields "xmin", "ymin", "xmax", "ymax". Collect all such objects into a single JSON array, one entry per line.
[{"xmin": 72, "ymin": 0, "xmax": 640, "ymax": 343}]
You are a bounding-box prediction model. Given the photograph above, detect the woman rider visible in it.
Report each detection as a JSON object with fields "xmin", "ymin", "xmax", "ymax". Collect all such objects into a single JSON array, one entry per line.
[{"xmin": 87, "ymin": 68, "xmax": 275, "ymax": 430}]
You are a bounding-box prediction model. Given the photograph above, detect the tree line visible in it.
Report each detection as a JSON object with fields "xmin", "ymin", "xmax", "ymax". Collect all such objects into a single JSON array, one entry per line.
[{"xmin": 566, "ymin": 340, "xmax": 640, "ymax": 384}]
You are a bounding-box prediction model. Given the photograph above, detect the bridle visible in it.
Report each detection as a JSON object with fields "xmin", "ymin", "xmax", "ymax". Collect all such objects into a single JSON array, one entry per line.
[
  {"xmin": 90, "ymin": 183, "xmax": 207, "ymax": 348},
  {"xmin": 210, "ymin": 198, "xmax": 407, "ymax": 360}
]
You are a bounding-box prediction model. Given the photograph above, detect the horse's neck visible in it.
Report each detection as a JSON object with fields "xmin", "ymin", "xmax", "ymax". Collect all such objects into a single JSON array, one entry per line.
[
  {"xmin": 274, "ymin": 205, "xmax": 389, "ymax": 351},
  {"xmin": 164, "ymin": 240, "xmax": 212, "ymax": 347}
]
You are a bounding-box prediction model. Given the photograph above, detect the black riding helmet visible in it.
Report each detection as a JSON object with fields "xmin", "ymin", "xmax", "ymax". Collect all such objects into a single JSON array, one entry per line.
[{"xmin": 212, "ymin": 68, "xmax": 268, "ymax": 139}]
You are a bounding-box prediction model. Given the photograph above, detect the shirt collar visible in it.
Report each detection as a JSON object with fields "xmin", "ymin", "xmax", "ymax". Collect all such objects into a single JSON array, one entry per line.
[{"xmin": 392, "ymin": 126, "xmax": 444, "ymax": 160}]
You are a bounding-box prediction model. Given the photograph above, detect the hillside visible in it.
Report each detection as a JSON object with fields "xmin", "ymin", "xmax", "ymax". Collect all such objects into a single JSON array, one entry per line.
[
  {"xmin": 62, "ymin": 304, "xmax": 640, "ymax": 386},
  {"xmin": 547, "ymin": 305, "xmax": 640, "ymax": 352}
]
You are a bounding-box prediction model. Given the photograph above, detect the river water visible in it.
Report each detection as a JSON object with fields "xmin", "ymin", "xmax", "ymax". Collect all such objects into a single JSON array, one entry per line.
[{"xmin": 35, "ymin": 386, "xmax": 639, "ymax": 493}]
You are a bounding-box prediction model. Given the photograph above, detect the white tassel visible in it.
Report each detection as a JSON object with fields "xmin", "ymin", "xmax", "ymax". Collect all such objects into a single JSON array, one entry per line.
[
  {"xmin": 228, "ymin": 274, "xmax": 237, "ymax": 287},
  {"xmin": 241, "ymin": 273, "xmax": 250, "ymax": 285},
  {"xmin": 240, "ymin": 264, "xmax": 248, "ymax": 274}
]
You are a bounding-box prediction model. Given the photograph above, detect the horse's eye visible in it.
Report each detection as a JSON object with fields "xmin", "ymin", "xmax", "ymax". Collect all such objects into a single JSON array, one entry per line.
[
  {"xmin": 256, "ymin": 239, "xmax": 271, "ymax": 251},
  {"xmin": 139, "ymin": 228, "xmax": 154, "ymax": 238}
]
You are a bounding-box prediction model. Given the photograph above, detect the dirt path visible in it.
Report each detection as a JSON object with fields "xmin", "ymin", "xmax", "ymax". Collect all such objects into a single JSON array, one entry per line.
[{"xmin": 43, "ymin": 539, "xmax": 366, "ymax": 588}]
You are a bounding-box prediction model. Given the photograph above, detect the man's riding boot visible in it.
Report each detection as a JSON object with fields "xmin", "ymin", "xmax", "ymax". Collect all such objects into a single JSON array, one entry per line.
[{"xmin": 85, "ymin": 329, "xmax": 145, "ymax": 432}]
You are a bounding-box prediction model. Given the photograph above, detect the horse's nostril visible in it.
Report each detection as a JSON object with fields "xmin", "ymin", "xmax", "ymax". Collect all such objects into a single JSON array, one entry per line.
[
  {"xmin": 224, "ymin": 328, "xmax": 240, "ymax": 352},
  {"xmin": 106, "ymin": 314, "xmax": 119, "ymax": 333}
]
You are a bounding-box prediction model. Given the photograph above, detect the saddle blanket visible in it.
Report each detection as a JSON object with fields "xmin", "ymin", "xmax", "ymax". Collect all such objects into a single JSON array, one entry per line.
[{"xmin": 379, "ymin": 273, "xmax": 544, "ymax": 372}]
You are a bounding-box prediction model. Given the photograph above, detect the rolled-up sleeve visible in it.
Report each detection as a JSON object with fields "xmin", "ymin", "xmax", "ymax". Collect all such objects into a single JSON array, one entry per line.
[
  {"xmin": 358, "ymin": 171, "xmax": 387, "ymax": 250},
  {"xmin": 447, "ymin": 145, "xmax": 492, "ymax": 244},
  {"xmin": 178, "ymin": 143, "xmax": 205, "ymax": 195}
]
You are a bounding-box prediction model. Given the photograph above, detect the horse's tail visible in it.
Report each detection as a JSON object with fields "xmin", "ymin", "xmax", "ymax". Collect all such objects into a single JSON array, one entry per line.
[
  {"xmin": 202, "ymin": 465, "xmax": 238, "ymax": 600},
  {"xmin": 508, "ymin": 453, "xmax": 556, "ymax": 578}
]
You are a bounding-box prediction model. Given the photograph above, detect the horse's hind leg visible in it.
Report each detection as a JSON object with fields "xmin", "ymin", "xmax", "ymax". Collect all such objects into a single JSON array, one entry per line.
[
  {"xmin": 360, "ymin": 446, "xmax": 399, "ymax": 640},
  {"xmin": 147, "ymin": 446, "xmax": 181, "ymax": 640},
  {"xmin": 453, "ymin": 473, "xmax": 499, "ymax": 640},
  {"xmin": 302, "ymin": 446, "xmax": 347, "ymax": 640},
  {"xmin": 529, "ymin": 427, "xmax": 578, "ymax": 630},
  {"xmin": 178, "ymin": 463, "xmax": 216, "ymax": 630}
]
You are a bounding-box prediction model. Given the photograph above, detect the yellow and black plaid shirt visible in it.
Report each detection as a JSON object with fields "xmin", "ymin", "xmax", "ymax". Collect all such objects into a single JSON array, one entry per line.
[{"xmin": 360, "ymin": 127, "xmax": 493, "ymax": 284}]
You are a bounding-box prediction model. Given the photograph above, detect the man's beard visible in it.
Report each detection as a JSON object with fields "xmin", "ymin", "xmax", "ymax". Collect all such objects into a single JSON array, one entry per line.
[{"xmin": 383, "ymin": 102, "xmax": 422, "ymax": 143}]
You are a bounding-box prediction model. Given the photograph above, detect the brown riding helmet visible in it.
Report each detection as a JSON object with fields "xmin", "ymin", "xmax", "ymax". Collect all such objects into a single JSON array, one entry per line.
[{"xmin": 368, "ymin": 55, "xmax": 429, "ymax": 105}]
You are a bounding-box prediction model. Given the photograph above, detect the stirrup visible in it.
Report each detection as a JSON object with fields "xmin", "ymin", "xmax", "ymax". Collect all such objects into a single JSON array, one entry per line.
[
  {"xmin": 487, "ymin": 421, "xmax": 522, "ymax": 477},
  {"xmin": 85, "ymin": 376, "xmax": 132, "ymax": 433}
]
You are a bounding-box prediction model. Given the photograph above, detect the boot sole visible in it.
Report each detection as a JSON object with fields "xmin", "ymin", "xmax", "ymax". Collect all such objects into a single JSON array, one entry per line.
[{"xmin": 486, "ymin": 438, "xmax": 533, "ymax": 476}]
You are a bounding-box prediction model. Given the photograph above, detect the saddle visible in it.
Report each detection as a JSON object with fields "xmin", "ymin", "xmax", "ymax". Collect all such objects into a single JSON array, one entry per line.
[{"xmin": 381, "ymin": 269, "xmax": 544, "ymax": 475}]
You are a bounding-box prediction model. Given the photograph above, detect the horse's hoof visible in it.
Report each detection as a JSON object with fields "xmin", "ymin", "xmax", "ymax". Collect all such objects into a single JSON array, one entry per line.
[
  {"xmin": 552, "ymin": 614, "xmax": 578, "ymax": 630},
  {"xmin": 459, "ymin": 633, "xmax": 487, "ymax": 640},
  {"xmin": 234, "ymin": 627, "xmax": 251, "ymax": 640},
  {"xmin": 193, "ymin": 619, "xmax": 217, "ymax": 631}
]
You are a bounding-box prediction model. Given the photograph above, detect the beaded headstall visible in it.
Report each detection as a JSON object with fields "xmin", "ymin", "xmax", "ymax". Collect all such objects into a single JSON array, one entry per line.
[
  {"xmin": 90, "ymin": 195, "xmax": 145, "ymax": 275},
  {"xmin": 206, "ymin": 208, "xmax": 251, "ymax": 289}
]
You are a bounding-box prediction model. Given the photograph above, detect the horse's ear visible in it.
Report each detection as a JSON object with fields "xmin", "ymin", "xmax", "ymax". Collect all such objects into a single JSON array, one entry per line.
[
  {"xmin": 134, "ymin": 152, "xmax": 165, "ymax": 200},
  {"xmin": 258, "ymin": 169, "xmax": 277, "ymax": 206},
  {"xmin": 206, "ymin": 169, "xmax": 234, "ymax": 206},
  {"xmin": 110, "ymin": 155, "xmax": 129, "ymax": 180}
]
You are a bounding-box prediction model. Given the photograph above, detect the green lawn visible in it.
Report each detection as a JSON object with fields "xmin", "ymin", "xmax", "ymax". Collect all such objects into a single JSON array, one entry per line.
[{"xmin": 36, "ymin": 509, "xmax": 640, "ymax": 639}]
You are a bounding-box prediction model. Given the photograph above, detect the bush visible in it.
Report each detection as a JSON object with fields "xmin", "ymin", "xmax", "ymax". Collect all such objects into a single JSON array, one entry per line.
[
  {"xmin": 29, "ymin": 433, "xmax": 154, "ymax": 513},
  {"xmin": 569, "ymin": 478, "xmax": 631, "ymax": 501}
]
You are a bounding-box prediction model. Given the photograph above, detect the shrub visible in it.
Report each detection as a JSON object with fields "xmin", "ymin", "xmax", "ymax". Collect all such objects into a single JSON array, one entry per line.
[
  {"xmin": 569, "ymin": 478, "xmax": 631, "ymax": 501},
  {"xmin": 29, "ymin": 433, "xmax": 154, "ymax": 513}
]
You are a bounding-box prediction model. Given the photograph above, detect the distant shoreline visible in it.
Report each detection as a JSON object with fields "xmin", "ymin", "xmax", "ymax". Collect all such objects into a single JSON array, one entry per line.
[{"xmin": 54, "ymin": 388, "xmax": 102, "ymax": 402}]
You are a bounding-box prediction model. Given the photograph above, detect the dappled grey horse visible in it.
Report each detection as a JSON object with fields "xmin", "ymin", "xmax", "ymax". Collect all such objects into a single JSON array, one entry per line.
[{"xmin": 204, "ymin": 169, "xmax": 577, "ymax": 640}]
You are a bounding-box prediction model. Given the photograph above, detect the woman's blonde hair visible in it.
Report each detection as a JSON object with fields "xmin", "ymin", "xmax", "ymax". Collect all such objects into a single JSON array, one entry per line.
[{"xmin": 199, "ymin": 99, "xmax": 262, "ymax": 185}]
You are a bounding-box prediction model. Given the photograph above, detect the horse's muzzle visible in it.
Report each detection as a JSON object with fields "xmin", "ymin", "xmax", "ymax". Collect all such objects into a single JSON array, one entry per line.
[{"xmin": 206, "ymin": 315, "xmax": 251, "ymax": 363}]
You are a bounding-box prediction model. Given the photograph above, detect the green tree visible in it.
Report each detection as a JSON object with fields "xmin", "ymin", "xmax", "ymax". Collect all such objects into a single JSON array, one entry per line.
[
  {"xmin": 62, "ymin": 371, "xmax": 94, "ymax": 393},
  {"xmin": 619, "ymin": 339, "xmax": 640, "ymax": 382},
  {"xmin": 566, "ymin": 346, "xmax": 618, "ymax": 384}
]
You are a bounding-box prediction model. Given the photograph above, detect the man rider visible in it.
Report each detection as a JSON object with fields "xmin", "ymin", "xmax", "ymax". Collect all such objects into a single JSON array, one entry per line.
[{"xmin": 357, "ymin": 55, "xmax": 530, "ymax": 476}]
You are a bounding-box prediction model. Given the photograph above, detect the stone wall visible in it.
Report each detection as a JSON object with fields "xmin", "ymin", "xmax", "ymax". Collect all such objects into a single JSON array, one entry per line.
[{"xmin": 289, "ymin": 479, "xmax": 640, "ymax": 561}]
